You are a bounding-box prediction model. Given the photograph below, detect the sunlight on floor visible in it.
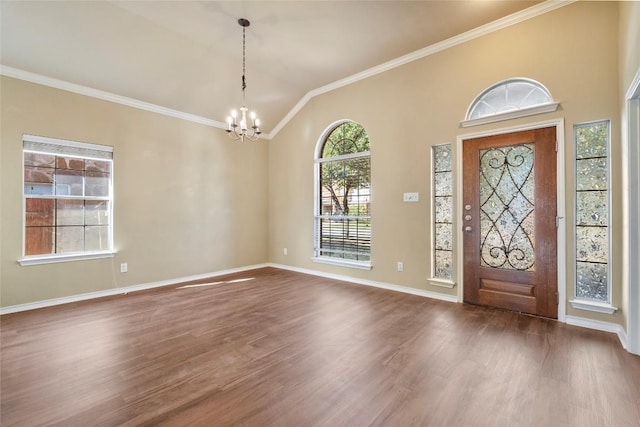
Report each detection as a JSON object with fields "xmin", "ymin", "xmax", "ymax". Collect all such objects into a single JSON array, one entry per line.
[{"xmin": 177, "ymin": 277, "xmax": 255, "ymax": 289}]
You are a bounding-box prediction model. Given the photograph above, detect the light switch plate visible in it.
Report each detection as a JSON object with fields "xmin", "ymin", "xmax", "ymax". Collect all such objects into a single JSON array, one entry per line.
[{"xmin": 403, "ymin": 192, "xmax": 419, "ymax": 202}]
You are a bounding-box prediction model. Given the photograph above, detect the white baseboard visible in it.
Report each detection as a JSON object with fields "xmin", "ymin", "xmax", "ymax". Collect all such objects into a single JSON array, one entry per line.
[
  {"xmin": 1, "ymin": 262, "xmax": 631, "ymax": 354},
  {"xmin": 268, "ymin": 263, "xmax": 460, "ymax": 303},
  {"xmin": 274, "ymin": 263, "xmax": 631, "ymax": 352},
  {"xmin": 565, "ymin": 315, "xmax": 628, "ymax": 349},
  {"xmin": 0, "ymin": 263, "xmax": 270, "ymax": 315},
  {"xmin": 0, "ymin": 262, "xmax": 458, "ymax": 316}
]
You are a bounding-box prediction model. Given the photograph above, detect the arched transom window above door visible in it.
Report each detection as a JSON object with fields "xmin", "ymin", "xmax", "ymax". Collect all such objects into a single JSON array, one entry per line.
[{"xmin": 461, "ymin": 78, "xmax": 559, "ymax": 127}]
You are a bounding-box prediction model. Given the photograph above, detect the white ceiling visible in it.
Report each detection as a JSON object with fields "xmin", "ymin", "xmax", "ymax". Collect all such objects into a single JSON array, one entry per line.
[{"xmin": 1, "ymin": 1, "xmax": 544, "ymax": 136}]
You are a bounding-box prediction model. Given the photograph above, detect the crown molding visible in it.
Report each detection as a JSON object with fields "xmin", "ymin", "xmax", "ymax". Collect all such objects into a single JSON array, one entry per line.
[
  {"xmin": 1, "ymin": 1, "xmax": 574, "ymax": 141},
  {"xmin": 0, "ymin": 65, "xmax": 234, "ymax": 131},
  {"xmin": 266, "ymin": 0, "xmax": 575, "ymax": 138}
]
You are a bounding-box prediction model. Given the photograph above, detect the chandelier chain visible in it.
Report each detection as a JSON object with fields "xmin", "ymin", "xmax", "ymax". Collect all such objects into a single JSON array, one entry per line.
[{"xmin": 242, "ymin": 25, "xmax": 247, "ymax": 99}]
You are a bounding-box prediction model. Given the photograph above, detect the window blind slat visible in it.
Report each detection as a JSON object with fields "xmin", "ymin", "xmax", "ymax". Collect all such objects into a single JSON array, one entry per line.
[{"xmin": 24, "ymin": 134, "xmax": 113, "ymax": 160}]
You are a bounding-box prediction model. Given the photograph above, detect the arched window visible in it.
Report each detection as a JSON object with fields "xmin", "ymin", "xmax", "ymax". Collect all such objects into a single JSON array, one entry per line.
[
  {"xmin": 462, "ymin": 78, "xmax": 559, "ymax": 127},
  {"xmin": 313, "ymin": 120, "xmax": 371, "ymax": 269}
]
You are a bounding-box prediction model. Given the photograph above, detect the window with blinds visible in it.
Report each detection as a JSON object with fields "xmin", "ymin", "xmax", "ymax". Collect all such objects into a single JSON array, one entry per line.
[
  {"xmin": 314, "ymin": 121, "xmax": 371, "ymax": 269},
  {"xmin": 21, "ymin": 134, "xmax": 114, "ymax": 264}
]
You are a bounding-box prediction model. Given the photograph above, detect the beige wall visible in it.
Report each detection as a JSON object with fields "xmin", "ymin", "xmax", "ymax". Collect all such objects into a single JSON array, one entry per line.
[
  {"xmin": 0, "ymin": 1, "xmax": 632, "ymax": 330},
  {"xmin": 268, "ymin": 1, "xmax": 625, "ymax": 324},
  {"xmin": 619, "ymin": 1, "xmax": 640, "ymax": 92},
  {"xmin": 1, "ymin": 77, "xmax": 269, "ymax": 307}
]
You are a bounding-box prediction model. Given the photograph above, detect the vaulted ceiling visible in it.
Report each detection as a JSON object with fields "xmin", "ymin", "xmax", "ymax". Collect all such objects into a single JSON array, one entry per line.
[{"xmin": 1, "ymin": 1, "xmax": 547, "ymax": 137}]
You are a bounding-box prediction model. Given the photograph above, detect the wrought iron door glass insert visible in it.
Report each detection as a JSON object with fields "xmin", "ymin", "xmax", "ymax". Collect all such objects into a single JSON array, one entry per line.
[{"xmin": 479, "ymin": 143, "xmax": 535, "ymax": 271}]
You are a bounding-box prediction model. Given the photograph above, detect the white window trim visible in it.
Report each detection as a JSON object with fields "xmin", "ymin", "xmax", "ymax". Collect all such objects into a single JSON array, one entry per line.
[
  {"xmin": 311, "ymin": 256, "xmax": 372, "ymax": 270},
  {"xmin": 428, "ymin": 278, "xmax": 456, "ymax": 289},
  {"xmin": 461, "ymin": 102, "xmax": 560, "ymax": 128},
  {"xmin": 573, "ymin": 120, "xmax": 614, "ymax": 311},
  {"xmin": 624, "ymin": 68, "xmax": 640, "ymax": 354},
  {"xmin": 461, "ymin": 78, "xmax": 559, "ymax": 128},
  {"xmin": 19, "ymin": 251, "xmax": 116, "ymax": 266},
  {"xmin": 316, "ymin": 151, "xmax": 371, "ymax": 164},
  {"xmin": 21, "ymin": 134, "xmax": 114, "ymax": 264},
  {"xmin": 23, "ymin": 133, "xmax": 113, "ymax": 154},
  {"xmin": 569, "ymin": 299, "xmax": 618, "ymax": 314},
  {"xmin": 313, "ymin": 119, "xmax": 372, "ymax": 270}
]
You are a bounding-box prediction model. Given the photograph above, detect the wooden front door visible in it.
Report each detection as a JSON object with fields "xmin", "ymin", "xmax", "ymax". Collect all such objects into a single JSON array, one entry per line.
[{"xmin": 463, "ymin": 127, "xmax": 558, "ymax": 318}]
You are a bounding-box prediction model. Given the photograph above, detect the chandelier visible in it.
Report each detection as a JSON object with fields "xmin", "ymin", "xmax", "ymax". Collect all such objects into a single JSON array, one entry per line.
[{"xmin": 226, "ymin": 18, "xmax": 262, "ymax": 141}]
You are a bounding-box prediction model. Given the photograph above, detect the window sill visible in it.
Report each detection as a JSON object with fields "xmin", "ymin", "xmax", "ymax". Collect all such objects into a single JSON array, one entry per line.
[
  {"xmin": 19, "ymin": 251, "xmax": 116, "ymax": 266},
  {"xmin": 312, "ymin": 257, "xmax": 372, "ymax": 271},
  {"xmin": 569, "ymin": 299, "xmax": 618, "ymax": 315},
  {"xmin": 428, "ymin": 278, "xmax": 456, "ymax": 289}
]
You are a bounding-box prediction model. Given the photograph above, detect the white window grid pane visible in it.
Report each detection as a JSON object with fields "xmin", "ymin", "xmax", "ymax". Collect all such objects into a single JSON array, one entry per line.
[
  {"xmin": 23, "ymin": 136, "xmax": 113, "ymax": 258},
  {"xmin": 468, "ymin": 78, "xmax": 553, "ymax": 120},
  {"xmin": 314, "ymin": 122, "xmax": 371, "ymax": 263}
]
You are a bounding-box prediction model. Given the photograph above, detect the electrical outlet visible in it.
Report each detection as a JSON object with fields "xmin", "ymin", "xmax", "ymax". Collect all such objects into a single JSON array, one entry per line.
[
  {"xmin": 397, "ymin": 261, "xmax": 404, "ymax": 272},
  {"xmin": 283, "ymin": 248, "xmax": 288, "ymax": 255},
  {"xmin": 120, "ymin": 263, "xmax": 128, "ymax": 273}
]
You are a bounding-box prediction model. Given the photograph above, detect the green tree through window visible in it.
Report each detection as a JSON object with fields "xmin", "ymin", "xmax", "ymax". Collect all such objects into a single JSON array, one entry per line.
[{"xmin": 315, "ymin": 121, "xmax": 371, "ymax": 265}]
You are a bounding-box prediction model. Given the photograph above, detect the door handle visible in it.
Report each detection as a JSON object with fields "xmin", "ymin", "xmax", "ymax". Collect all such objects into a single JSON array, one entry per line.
[{"xmin": 465, "ymin": 226, "xmax": 473, "ymax": 232}]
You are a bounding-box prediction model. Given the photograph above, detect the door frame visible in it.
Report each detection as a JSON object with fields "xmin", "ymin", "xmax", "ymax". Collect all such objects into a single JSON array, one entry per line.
[
  {"xmin": 624, "ymin": 69, "xmax": 640, "ymax": 355},
  {"xmin": 455, "ymin": 118, "xmax": 566, "ymax": 322}
]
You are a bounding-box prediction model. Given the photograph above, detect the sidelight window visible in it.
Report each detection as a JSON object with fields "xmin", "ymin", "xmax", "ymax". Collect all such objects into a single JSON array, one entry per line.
[
  {"xmin": 571, "ymin": 120, "xmax": 615, "ymax": 312},
  {"xmin": 21, "ymin": 134, "xmax": 114, "ymax": 265},
  {"xmin": 431, "ymin": 144, "xmax": 454, "ymax": 284}
]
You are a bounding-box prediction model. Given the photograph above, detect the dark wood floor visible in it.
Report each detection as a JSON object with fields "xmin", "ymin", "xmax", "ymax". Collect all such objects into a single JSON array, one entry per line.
[{"xmin": 1, "ymin": 267, "xmax": 639, "ymax": 426}]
